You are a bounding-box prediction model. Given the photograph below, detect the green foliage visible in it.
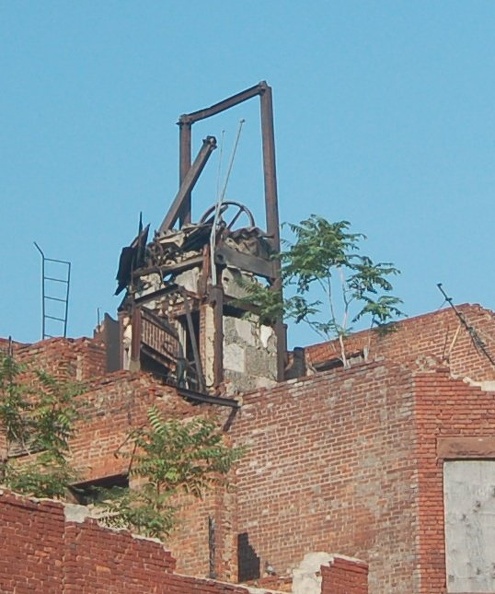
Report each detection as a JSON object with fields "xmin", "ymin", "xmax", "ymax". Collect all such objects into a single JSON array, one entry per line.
[
  {"xmin": 237, "ymin": 215, "xmax": 404, "ymax": 364},
  {"xmin": 233, "ymin": 275, "xmax": 285, "ymax": 326},
  {"xmin": 0, "ymin": 352, "xmax": 81, "ymax": 498},
  {"xmin": 100, "ymin": 407, "xmax": 243, "ymax": 539}
]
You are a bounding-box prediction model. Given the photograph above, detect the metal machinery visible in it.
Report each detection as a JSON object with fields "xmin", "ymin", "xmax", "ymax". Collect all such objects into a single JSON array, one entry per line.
[{"xmin": 115, "ymin": 82, "xmax": 285, "ymax": 402}]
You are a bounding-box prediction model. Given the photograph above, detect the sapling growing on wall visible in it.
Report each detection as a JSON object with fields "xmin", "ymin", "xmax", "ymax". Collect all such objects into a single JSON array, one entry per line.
[
  {"xmin": 100, "ymin": 406, "xmax": 243, "ymax": 539},
  {"xmin": 0, "ymin": 351, "xmax": 81, "ymax": 498},
  {"xmin": 239, "ymin": 214, "xmax": 404, "ymax": 366}
]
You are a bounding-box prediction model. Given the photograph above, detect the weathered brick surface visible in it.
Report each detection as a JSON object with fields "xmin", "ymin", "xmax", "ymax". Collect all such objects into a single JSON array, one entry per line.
[
  {"xmin": 231, "ymin": 361, "xmax": 420, "ymax": 593},
  {"xmin": 14, "ymin": 336, "xmax": 106, "ymax": 381},
  {"xmin": 321, "ymin": 556, "xmax": 368, "ymax": 594},
  {"xmin": 413, "ymin": 370, "xmax": 495, "ymax": 594},
  {"xmin": 69, "ymin": 372, "xmax": 194, "ymax": 480},
  {"xmin": 306, "ymin": 303, "xmax": 495, "ymax": 382},
  {"xmin": 0, "ymin": 490, "xmax": 299, "ymax": 593},
  {"xmin": 4, "ymin": 304, "xmax": 495, "ymax": 592}
]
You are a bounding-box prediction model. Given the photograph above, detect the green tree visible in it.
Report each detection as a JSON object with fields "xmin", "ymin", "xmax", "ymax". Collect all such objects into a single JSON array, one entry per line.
[
  {"xmin": 0, "ymin": 352, "xmax": 81, "ymax": 498},
  {"xmin": 100, "ymin": 407, "xmax": 243, "ymax": 539},
  {"xmin": 239, "ymin": 215, "xmax": 404, "ymax": 366}
]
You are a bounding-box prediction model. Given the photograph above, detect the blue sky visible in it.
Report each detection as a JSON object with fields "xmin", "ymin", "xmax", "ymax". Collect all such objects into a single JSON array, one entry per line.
[{"xmin": 2, "ymin": 2, "xmax": 495, "ymax": 347}]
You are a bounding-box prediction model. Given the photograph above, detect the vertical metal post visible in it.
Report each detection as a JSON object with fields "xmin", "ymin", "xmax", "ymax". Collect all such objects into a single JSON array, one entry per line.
[
  {"xmin": 210, "ymin": 284, "xmax": 224, "ymax": 389},
  {"xmin": 63, "ymin": 261, "xmax": 71, "ymax": 338},
  {"xmin": 259, "ymin": 83, "xmax": 281, "ymax": 252},
  {"xmin": 208, "ymin": 515, "xmax": 217, "ymax": 579},
  {"xmin": 259, "ymin": 85, "xmax": 286, "ymax": 380},
  {"xmin": 130, "ymin": 305, "xmax": 142, "ymax": 372},
  {"xmin": 178, "ymin": 121, "xmax": 192, "ymax": 227},
  {"xmin": 34, "ymin": 242, "xmax": 46, "ymax": 340}
]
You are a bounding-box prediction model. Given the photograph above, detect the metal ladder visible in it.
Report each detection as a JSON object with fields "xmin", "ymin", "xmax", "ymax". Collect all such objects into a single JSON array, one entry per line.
[{"xmin": 34, "ymin": 243, "xmax": 71, "ymax": 339}]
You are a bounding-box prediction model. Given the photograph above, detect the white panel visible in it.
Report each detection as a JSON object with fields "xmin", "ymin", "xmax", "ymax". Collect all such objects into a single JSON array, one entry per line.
[{"xmin": 444, "ymin": 460, "xmax": 495, "ymax": 593}]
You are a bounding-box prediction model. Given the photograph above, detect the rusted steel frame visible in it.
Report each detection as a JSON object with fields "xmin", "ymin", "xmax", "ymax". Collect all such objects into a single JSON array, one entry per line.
[
  {"xmin": 259, "ymin": 84, "xmax": 281, "ymax": 252},
  {"xmin": 209, "ymin": 284, "xmax": 224, "ymax": 389},
  {"xmin": 178, "ymin": 82, "xmax": 265, "ymax": 125},
  {"xmin": 159, "ymin": 135, "xmax": 217, "ymax": 233},
  {"xmin": 176, "ymin": 81, "xmax": 286, "ymax": 379},
  {"xmin": 178, "ymin": 122, "xmax": 192, "ymax": 226},
  {"xmin": 182, "ymin": 291, "xmax": 206, "ymax": 393},
  {"xmin": 259, "ymin": 86, "xmax": 285, "ymax": 380},
  {"xmin": 141, "ymin": 306, "xmax": 180, "ymax": 340},
  {"xmin": 176, "ymin": 81, "xmax": 281, "ymax": 242}
]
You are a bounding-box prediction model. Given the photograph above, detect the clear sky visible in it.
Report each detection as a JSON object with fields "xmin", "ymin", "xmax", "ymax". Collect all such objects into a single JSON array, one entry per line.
[{"xmin": 2, "ymin": 1, "xmax": 495, "ymax": 347}]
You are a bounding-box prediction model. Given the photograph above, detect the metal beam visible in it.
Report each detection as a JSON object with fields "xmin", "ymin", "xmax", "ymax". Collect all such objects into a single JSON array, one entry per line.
[
  {"xmin": 177, "ymin": 386, "xmax": 240, "ymax": 409},
  {"xmin": 159, "ymin": 135, "xmax": 217, "ymax": 233},
  {"xmin": 214, "ymin": 244, "xmax": 276, "ymax": 279},
  {"xmin": 178, "ymin": 82, "xmax": 265, "ymax": 125},
  {"xmin": 259, "ymin": 84, "xmax": 281, "ymax": 253},
  {"xmin": 178, "ymin": 122, "xmax": 192, "ymax": 226}
]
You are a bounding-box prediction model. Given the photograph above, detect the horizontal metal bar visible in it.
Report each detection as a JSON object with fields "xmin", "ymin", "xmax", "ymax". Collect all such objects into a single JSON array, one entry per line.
[
  {"xmin": 44, "ymin": 276, "xmax": 69, "ymax": 284},
  {"xmin": 46, "ymin": 296, "xmax": 67, "ymax": 303},
  {"xmin": 178, "ymin": 81, "xmax": 267, "ymax": 125},
  {"xmin": 133, "ymin": 255, "xmax": 204, "ymax": 281},
  {"xmin": 45, "ymin": 258, "xmax": 71, "ymax": 266},
  {"xmin": 177, "ymin": 386, "xmax": 240, "ymax": 409},
  {"xmin": 45, "ymin": 315, "xmax": 65, "ymax": 322}
]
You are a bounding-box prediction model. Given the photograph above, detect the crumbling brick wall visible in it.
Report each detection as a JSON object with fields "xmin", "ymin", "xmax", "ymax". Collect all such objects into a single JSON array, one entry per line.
[
  {"xmin": 5, "ymin": 305, "xmax": 495, "ymax": 592},
  {"xmin": 65, "ymin": 372, "xmax": 233, "ymax": 579},
  {"xmin": 1, "ymin": 490, "xmax": 357, "ymax": 594},
  {"xmin": 306, "ymin": 304, "xmax": 495, "ymax": 383},
  {"xmin": 0, "ymin": 490, "xmax": 177, "ymax": 593},
  {"xmin": 14, "ymin": 337, "xmax": 106, "ymax": 381},
  {"xmin": 321, "ymin": 556, "xmax": 368, "ymax": 594}
]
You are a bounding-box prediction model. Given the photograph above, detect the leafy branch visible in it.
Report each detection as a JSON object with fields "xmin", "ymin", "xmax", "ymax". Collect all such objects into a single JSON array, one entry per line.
[
  {"xmin": 0, "ymin": 352, "xmax": 82, "ymax": 498},
  {"xmin": 236, "ymin": 214, "xmax": 404, "ymax": 366},
  {"xmin": 100, "ymin": 407, "xmax": 243, "ymax": 539}
]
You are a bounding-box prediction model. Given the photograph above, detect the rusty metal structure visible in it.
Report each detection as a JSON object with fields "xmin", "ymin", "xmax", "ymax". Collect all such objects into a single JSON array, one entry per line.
[{"xmin": 115, "ymin": 82, "xmax": 285, "ymax": 399}]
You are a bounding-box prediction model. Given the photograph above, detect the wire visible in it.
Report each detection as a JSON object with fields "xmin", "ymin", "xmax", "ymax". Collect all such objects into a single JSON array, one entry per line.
[
  {"xmin": 437, "ymin": 283, "xmax": 495, "ymax": 368},
  {"xmin": 210, "ymin": 119, "xmax": 245, "ymax": 285}
]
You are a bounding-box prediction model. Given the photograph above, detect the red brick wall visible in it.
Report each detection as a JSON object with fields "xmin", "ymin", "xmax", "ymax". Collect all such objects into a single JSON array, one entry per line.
[
  {"xmin": 65, "ymin": 372, "xmax": 230, "ymax": 579},
  {"xmin": 306, "ymin": 304, "xmax": 495, "ymax": 383},
  {"xmin": 413, "ymin": 370, "xmax": 495, "ymax": 594},
  {"xmin": 6, "ymin": 306, "xmax": 495, "ymax": 592},
  {"xmin": 0, "ymin": 490, "xmax": 365, "ymax": 594},
  {"xmin": 321, "ymin": 556, "xmax": 368, "ymax": 594},
  {"xmin": 0, "ymin": 490, "xmax": 252, "ymax": 594},
  {"xmin": 15, "ymin": 337, "xmax": 106, "ymax": 381},
  {"xmin": 231, "ymin": 360, "xmax": 421, "ymax": 593},
  {"xmin": 69, "ymin": 372, "xmax": 193, "ymax": 480}
]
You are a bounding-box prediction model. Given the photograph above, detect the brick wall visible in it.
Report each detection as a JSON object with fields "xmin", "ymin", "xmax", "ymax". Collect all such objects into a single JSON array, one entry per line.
[
  {"xmin": 65, "ymin": 372, "xmax": 232, "ymax": 579},
  {"xmin": 321, "ymin": 556, "xmax": 368, "ymax": 594},
  {"xmin": 231, "ymin": 360, "xmax": 420, "ymax": 593},
  {"xmin": 0, "ymin": 490, "xmax": 241, "ymax": 594},
  {"xmin": 5, "ymin": 305, "xmax": 495, "ymax": 592},
  {"xmin": 69, "ymin": 372, "xmax": 193, "ymax": 480},
  {"xmin": 0, "ymin": 490, "xmax": 360, "ymax": 594},
  {"xmin": 15, "ymin": 337, "xmax": 106, "ymax": 381},
  {"xmin": 413, "ymin": 370, "xmax": 495, "ymax": 594},
  {"xmin": 306, "ymin": 304, "xmax": 495, "ymax": 383}
]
